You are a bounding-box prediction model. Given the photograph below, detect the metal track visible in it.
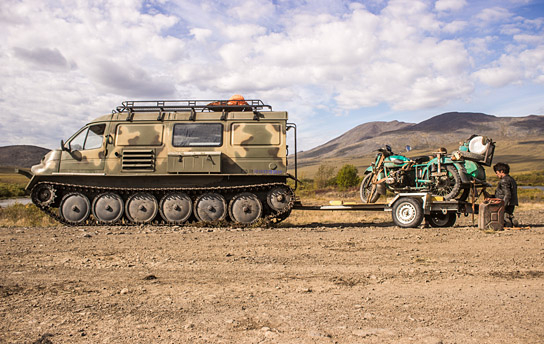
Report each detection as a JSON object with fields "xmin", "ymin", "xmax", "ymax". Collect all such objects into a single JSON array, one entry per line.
[{"xmin": 31, "ymin": 181, "xmax": 294, "ymax": 227}]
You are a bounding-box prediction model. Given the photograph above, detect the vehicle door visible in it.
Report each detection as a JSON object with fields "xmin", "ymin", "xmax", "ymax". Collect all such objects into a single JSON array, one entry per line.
[{"xmin": 59, "ymin": 123, "xmax": 107, "ymax": 173}]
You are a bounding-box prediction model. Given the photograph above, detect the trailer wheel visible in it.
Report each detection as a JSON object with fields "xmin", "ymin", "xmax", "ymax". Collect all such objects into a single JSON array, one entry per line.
[
  {"xmin": 425, "ymin": 212, "xmax": 457, "ymax": 227},
  {"xmin": 392, "ymin": 197, "xmax": 423, "ymax": 228}
]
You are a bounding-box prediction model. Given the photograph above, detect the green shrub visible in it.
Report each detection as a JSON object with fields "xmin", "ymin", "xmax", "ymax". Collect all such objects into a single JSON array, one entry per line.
[
  {"xmin": 0, "ymin": 183, "xmax": 25, "ymax": 199},
  {"xmin": 336, "ymin": 164, "xmax": 360, "ymax": 191},
  {"xmin": 514, "ymin": 171, "xmax": 544, "ymax": 186},
  {"xmin": 314, "ymin": 165, "xmax": 336, "ymax": 189},
  {"xmin": 517, "ymin": 187, "xmax": 544, "ymax": 202}
]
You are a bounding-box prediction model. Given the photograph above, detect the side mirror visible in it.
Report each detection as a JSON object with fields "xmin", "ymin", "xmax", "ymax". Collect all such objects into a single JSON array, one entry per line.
[{"xmin": 60, "ymin": 140, "xmax": 69, "ymax": 152}]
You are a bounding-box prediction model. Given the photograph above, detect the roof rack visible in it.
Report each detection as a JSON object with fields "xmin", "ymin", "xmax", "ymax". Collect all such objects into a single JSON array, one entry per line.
[{"xmin": 114, "ymin": 99, "xmax": 272, "ymax": 114}]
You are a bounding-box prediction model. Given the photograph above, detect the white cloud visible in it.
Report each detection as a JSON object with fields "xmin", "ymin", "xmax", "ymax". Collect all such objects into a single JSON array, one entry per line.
[
  {"xmin": 473, "ymin": 45, "xmax": 544, "ymax": 87},
  {"xmin": 1, "ymin": 0, "xmax": 543, "ymax": 150},
  {"xmin": 435, "ymin": 0, "xmax": 467, "ymax": 12},
  {"xmin": 227, "ymin": 0, "xmax": 275, "ymax": 21},
  {"xmin": 475, "ymin": 7, "xmax": 512, "ymax": 24},
  {"xmin": 442, "ymin": 20, "xmax": 468, "ymax": 33},
  {"xmin": 223, "ymin": 24, "xmax": 267, "ymax": 40},
  {"xmin": 190, "ymin": 28, "xmax": 213, "ymax": 42},
  {"xmin": 469, "ymin": 36, "xmax": 497, "ymax": 56},
  {"xmin": 514, "ymin": 34, "xmax": 544, "ymax": 45}
]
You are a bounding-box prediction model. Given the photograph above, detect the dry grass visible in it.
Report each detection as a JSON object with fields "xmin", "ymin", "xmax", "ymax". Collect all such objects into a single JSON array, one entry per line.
[
  {"xmin": 285, "ymin": 190, "xmax": 391, "ymax": 226},
  {"xmin": 0, "ymin": 173, "xmax": 29, "ymax": 185},
  {"xmin": 283, "ymin": 209, "xmax": 391, "ymax": 227},
  {"xmin": 0, "ymin": 204, "xmax": 58, "ymax": 227}
]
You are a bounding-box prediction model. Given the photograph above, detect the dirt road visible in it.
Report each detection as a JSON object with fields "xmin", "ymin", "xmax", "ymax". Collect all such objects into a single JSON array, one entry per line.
[{"xmin": 1, "ymin": 208, "xmax": 543, "ymax": 343}]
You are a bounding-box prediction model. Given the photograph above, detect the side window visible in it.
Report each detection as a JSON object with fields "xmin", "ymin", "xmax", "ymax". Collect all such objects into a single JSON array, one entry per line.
[
  {"xmin": 69, "ymin": 124, "xmax": 106, "ymax": 151},
  {"xmin": 85, "ymin": 124, "xmax": 106, "ymax": 149},
  {"xmin": 172, "ymin": 123, "xmax": 223, "ymax": 147}
]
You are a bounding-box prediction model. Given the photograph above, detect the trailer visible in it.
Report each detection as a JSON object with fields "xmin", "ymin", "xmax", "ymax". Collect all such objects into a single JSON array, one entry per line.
[{"xmin": 293, "ymin": 193, "xmax": 477, "ymax": 228}]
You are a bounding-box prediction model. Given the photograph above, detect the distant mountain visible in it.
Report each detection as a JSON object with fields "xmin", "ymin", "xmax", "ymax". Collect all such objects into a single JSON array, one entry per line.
[
  {"xmin": 0, "ymin": 145, "xmax": 50, "ymax": 168},
  {"xmin": 300, "ymin": 120, "xmax": 413, "ymax": 160},
  {"xmin": 296, "ymin": 112, "xmax": 544, "ymax": 168}
]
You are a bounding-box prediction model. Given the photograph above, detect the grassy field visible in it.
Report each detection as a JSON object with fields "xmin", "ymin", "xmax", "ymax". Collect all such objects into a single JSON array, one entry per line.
[{"xmin": 0, "ymin": 171, "xmax": 29, "ymax": 199}]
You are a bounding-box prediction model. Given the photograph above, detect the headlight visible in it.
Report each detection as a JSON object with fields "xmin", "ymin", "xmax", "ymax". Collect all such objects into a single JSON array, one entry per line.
[{"xmin": 451, "ymin": 151, "xmax": 461, "ymax": 161}]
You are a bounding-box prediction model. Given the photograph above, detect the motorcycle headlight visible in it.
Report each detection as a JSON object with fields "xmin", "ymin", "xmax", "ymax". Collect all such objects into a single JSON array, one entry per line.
[{"xmin": 451, "ymin": 151, "xmax": 461, "ymax": 161}]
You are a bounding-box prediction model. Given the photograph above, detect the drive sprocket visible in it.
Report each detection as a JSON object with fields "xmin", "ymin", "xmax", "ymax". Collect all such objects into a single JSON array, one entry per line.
[{"xmin": 31, "ymin": 184, "xmax": 57, "ymax": 207}]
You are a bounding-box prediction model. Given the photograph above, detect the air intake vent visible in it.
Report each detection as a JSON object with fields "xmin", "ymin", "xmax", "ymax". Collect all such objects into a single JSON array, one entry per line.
[{"xmin": 122, "ymin": 150, "xmax": 155, "ymax": 171}]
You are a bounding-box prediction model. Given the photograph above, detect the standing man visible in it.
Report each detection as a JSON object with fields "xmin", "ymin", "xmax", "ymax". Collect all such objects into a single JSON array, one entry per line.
[{"xmin": 488, "ymin": 162, "xmax": 519, "ymax": 227}]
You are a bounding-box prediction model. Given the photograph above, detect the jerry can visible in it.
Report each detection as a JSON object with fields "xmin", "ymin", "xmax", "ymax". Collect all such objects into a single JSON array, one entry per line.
[{"xmin": 478, "ymin": 198, "xmax": 505, "ymax": 230}]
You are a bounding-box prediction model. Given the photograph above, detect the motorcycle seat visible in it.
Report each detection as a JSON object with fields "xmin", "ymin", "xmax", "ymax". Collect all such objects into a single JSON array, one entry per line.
[{"xmin": 411, "ymin": 155, "xmax": 431, "ymax": 164}]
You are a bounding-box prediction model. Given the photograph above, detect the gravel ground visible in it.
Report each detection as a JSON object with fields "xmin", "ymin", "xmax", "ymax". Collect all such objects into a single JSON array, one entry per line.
[{"xmin": 1, "ymin": 207, "xmax": 543, "ymax": 343}]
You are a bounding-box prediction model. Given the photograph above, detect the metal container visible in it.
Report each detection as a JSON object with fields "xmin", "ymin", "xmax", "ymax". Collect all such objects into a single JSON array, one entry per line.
[{"xmin": 478, "ymin": 198, "xmax": 505, "ymax": 230}]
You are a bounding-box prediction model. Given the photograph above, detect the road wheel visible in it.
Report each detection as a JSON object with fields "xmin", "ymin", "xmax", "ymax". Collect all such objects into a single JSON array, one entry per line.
[
  {"xmin": 159, "ymin": 193, "xmax": 192, "ymax": 224},
  {"xmin": 425, "ymin": 212, "xmax": 457, "ymax": 227},
  {"xmin": 125, "ymin": 192, "xmax": 158, "ymax": 224},
  {"xmin": 60, "ymin": 192, "xmax": 90, "ymax": 224},
  {"xmin": 392, "ymin": 197, "xmax": 423, "ymax": 228},
  {"xmin": 431, "ymin": 165, "xmax": 461, "ymax": 200},
  {"xmin": 360, "ymin": 174, "xmax": 380, "ymax": 203},
  {"xmin": 194, "ymin": 193, "xmax": 227, "ymax": 223},
  {"xmin": 92, "ymin": 193, "xmax": 124, "ymax": 224},
  {"xmin": 267, "ymin": 186, "xmax": 293, "ymax": 213},
  {"xmin": 228, "ymin": 193, "xmax": 263, "ymax": 224}
]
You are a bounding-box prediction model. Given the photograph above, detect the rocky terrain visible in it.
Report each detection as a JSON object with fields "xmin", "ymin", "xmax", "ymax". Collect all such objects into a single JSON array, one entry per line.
[{"xmin": 1, "ymin": 207, "xmax": 543, "ymax": 343}]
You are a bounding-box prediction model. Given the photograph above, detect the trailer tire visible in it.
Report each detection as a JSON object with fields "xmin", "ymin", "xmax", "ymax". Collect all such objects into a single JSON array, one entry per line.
[
  {"xmin": 392, "ymin": 197, "xmax": 424, "ymax": 228},
  {"xmin": 425, "ymin": 212, "xmax": 457, "ymax": 227}
]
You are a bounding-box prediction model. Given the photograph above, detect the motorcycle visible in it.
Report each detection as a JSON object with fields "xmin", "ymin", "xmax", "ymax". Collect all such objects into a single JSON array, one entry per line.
[{"xmin": 360, "ymin": 135, "xmax": 495, "ymax": 203}]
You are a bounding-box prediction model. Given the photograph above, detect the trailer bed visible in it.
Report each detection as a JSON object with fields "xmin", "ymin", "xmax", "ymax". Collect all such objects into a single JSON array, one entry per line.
[{"xmin": 292, "ymin": 193, "xmax": 477, "ymax": 228}]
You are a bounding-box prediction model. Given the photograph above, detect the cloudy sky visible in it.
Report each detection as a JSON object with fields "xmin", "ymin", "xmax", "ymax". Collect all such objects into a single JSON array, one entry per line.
[{"xmin": 1, "ymin": 0, "xmax": 543, "ymax": 151}]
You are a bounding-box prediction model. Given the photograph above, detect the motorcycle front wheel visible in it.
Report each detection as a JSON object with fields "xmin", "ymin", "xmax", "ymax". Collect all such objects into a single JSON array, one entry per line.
[
  {"xmin": 430, "ymin": 165, "xmax": 462, "ymax": 200},
  {"xmin": 360, "ymin": 173, "xmax": 380, "ymax": 203}
]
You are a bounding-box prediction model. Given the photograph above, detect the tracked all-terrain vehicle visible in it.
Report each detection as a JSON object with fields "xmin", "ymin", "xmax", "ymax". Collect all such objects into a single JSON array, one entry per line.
[{"xmin": 25, "ymin": 97, "xmax": 296, "ymax": 225}]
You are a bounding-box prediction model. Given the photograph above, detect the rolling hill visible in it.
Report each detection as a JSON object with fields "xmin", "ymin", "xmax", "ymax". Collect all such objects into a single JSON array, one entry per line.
[
  {"xmin": 0, "ymin": 145, "xmax": 50, "ymax": 169},
  {"xmin": 294, "ymin": 112, "xmax": 544, "ymax": 176}
]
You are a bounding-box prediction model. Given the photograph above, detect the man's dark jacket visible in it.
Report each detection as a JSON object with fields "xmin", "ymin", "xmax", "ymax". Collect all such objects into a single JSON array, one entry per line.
[{"xmin": 494, "ymin": 175, "xmax": 518, "ymax": 206}]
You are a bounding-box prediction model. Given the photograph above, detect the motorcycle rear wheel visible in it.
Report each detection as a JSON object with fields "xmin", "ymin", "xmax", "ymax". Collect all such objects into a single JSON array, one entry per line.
[
  {"xmin": 431, "ymin": 165, "xmax": 462, "ymax": 200},
  {"xmin": 360, "ymin": 174, "xmax": 380, "ymax": 203}
]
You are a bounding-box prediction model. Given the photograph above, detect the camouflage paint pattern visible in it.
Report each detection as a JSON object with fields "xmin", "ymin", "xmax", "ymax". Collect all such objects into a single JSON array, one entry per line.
[{"xmin": 31, "ymin": 110, "xmax": 288, "ymax": 177}]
